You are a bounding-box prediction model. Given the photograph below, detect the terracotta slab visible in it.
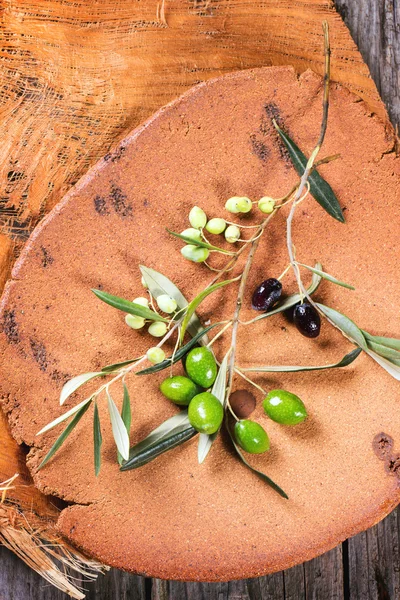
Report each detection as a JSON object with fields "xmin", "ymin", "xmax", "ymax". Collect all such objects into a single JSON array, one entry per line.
[{"xmin": 1, "ymin": 66, "xmax": 400, "ymax": 580}]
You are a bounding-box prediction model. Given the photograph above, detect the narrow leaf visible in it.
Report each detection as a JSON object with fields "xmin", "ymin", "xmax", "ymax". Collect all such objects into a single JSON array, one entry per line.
[
  {"xmin": 93, "ymin": 402, "xmax": 102, "ymax": 477},
  {"xmin": 136, "ymin": 322, "xmax": 222, "ymax": 375},
  {"xmin": 101, "ymin": 358, "xmax": 141, "ymax": 373},
  {"xmin": 297, "ymin": 263, "xmax": 355, "ymax": 290},
  {"xmin": 365, "ymin": 339, "xmax": 400, "ymax": 362},
  {"xmin": 37, "ymin": 396, "xmax": 93, "ymax": 435},
  {"xmin": 127, "ymin": 411, "xmax": 191, "ymax": 457},
  {"xmin": 198, "ymin": 352, "xmax": 229, "ymax": 464},
  {"xmin": 227, "ymin": 426, "xmax": 288, "ymax": 499},
  {"xmin": 251, "ymin": 262, "xmax": 322, "ymax": 324},
  {"xmin": 167, "ymin": 229, "xmax": 235, "ymax": 255},
  {"xmin": 92, "ymin": 289, "xmax": 167, "ymax": 322},
  {"xmin": 118, "ymin": 383, "xmax": 132, "ymax": 465},
  {"xmin": 60, "ymin": 372, "xmax": 102, "ymax": 406},
  {"xmin": 316, "ymin": 303, "xmax": 368, "ymax": 350},
  {"xmin": 366, "ymin": 350, "xmax": 400, "ymax": 381},
  {"xmin": 241, "ymin": 347, "xmax": 362, "ymax": 373},
  {"xmin": 362, "ymin": 331, "xmax": 400, "ymax": 352},
  {"xmin": 37, "ymin": 400, "xmax": 92, "ymax": 470},
  {"xmin": 180, "ymin": 278, "xmax": 239, "ymax": 343},
  {"xmin": 107, "ymin": 390, "xmax": 130, "ymax": 461},
  {"xmin": 140, "ymin": 265, "xmax": 206, "ymax": 343},
  {"xmin": 273, "ymin": 120, "xmax": 345, "ymax": 223}
]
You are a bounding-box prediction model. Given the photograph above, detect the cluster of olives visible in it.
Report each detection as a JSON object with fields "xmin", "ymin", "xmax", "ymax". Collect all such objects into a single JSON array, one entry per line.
[
  {"xmin": 252, "ymin": 278, "xmax": 321, "ymax": 338},
  {"xmin": 180, "ymin": 196, "xmax": 277, "ymax": 263},
  {"xmin": 159, "ymin": 346, "xmax": 308, "ymax": 453}
]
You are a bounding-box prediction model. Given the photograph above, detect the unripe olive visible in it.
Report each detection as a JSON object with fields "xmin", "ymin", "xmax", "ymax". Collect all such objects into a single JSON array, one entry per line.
[
  {"xmin": 148, "ymin": 321, "xmax": 167, "ymax": 337},
  {"xmin": 146, "ymin": 347, "xmax": 166, "ymax": 364},
  {"xmin": 188, "ymin": 392, "xmax": 224, "ymax": 434},
  {"xmin": 258, "ymin": 197, "xmax": 276, "ymax": 214},
  {"xmin": 206, "ymin": 218, "xmax": 226, "ymax": 235},
  {"xmin": 185, "ymin": 347, "xmax": 217, "ymax": 388},
  {"xmin": 225, "ymin": 225, "xmax": 240, "ymax": 244},
  {"xmin": 263, "ymin": 389, "xmax": 307, "ymax": 425},
  {"xmin": 181, "ymin": 245, "xmax": 210, "ymax": 263},
  {"xmin": 156, "ymin": 294, "xmax": 177, "ymax": 314},
  {"xmin": 160, "ymin": 375, "xmax": 202, "ymax": 406},
  {"xmin": 132, "ymin": 296, "xmax": 149, "ymax": 307},
  {"xmin": 181, "ymin": 228, "xmax": 202, "ymax": 243},
  {"xmin": 225, "ymin": 196, "xmax": 252, "ymax": 214},
  {"xmin": 189, "ymin": 206, "xmax": 207, "ymax": 229},
  {"xmin": 125, "ymin": 314, "xmax": 145, "ymax": 329},
  {"xmin": 234, "ymin": 420, "xmax": 270, "ymax": 454}
]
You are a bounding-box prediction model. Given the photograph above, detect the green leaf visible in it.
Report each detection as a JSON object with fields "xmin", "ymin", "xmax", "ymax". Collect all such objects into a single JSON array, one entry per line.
[
  {"xmin": 93, "ymin": 402, "xmax": 102, "ymax": 477},
  {"xmin": 316, "ymin": 303, "xmax": 368, "ymax": 350},
  {"xmin": 136, "ymin": 322, "xmax": 222, "ymax": 375},
  {"xmin": 273, "ymin": 121, "xmax": 345, "ymax": 223},
  {"xmin": 139, "ymin": 265, "xmax": 207, "ymax": 343},
  {"xmin": 167, "ymin": 229, "xmax": 235, "ymax": 255},
  {"xmin": 120, "ymin": 411, "xmax": 197, "ymax": 471},
  {"xmin": 241, "ymin": 347, "xmax": 362, "ymax": 373},
  {"xmin": 364, "ymin": 339, "xmax": 400, "ymax": 362},
  {"xmin": 37, "ymin": 400, "xmax": 92, "ymax": 470},
  {"xmin": 37, "ymin": 396, "xmax": 93, "ymax": 435},
  {"xmin": 106, "ymin": 390, "xmax": 130, "ymax": 461},
  {"xmin": 366, "ymin": 350, "xmax": 400, "ymax": 380},
  {"xmin": 362, "ymin": 331, "xmax": 400, "ymax": 352},
  {"xmin": 180, "ymin": 278, "xmax": 239, "ymax": 343},
  {"xmin": 118, "ymin": 383, "xmax": 132, "ymax": 465},
  {"xmin": 198, "ymin": 352, "xmax": 229, "ymax": 464},
  {"xmin": 250, "ymin": 262, "xmax": 322, "ymax": 324},
  {"xmin": 60, "ymin": 372, "xmax": 103, "ymax": 406},
  {"xmin": 101, "ymin": 358, "xmax": 142, "ymax": 373},
  {"xmin": 227, "ymin": 425, "xmax": 288, "ymax": 499},
  {"xmin": 92, "ymin": 289, "xmax": 167, "ymax": 322},
  {"xmin": 297, "ymin": 263, "xmax": 355, "ymax": 290}
]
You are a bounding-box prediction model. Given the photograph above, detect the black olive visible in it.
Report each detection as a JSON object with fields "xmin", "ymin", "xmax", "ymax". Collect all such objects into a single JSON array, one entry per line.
[
  {"xmin": 251, "ymin": 278, "xmax": 282, "ymax": 311},
  {"xmin": 293, "ymin": 302, "xmax": 321, "ymax": 338}
]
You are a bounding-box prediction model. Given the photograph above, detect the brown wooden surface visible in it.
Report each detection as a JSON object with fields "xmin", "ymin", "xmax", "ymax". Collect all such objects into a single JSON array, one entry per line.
[{"xmin": 1, "ymin": 0, "xmax": 399, "ymax": 598}]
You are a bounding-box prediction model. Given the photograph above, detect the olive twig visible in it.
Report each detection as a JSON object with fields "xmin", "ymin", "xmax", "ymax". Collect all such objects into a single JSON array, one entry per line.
[
  {"xmin": 234, "ymin": 367, "xmax": 267, "ymax": 395},
  {"xmin": 206, "ymin": 320, "xmax": 233, "ymax": 348}
]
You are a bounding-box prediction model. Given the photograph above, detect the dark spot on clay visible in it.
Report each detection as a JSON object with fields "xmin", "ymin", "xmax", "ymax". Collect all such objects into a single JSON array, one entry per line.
[
  {"xmin": 143, "ymin": 199, "xmax": 150, "ymax": 207},
  {"xmin": 384, "ymin": 454, "xmax": 400, "ymax": 477},
  {"xmin": 30, "ymin": 339, "xmax": 48, "ymax": 372},
  {"xmin": 229, "ymin": 389, "xmax": 257, "ymax": 419},
  {"xmin": 50, "ymin": 369, "xmax": 71, "ymax": 384},
  {"xmin": 250, "ymin": 134, "xmax": 270, "ymax": 163},
  {"xmin": 97, "ymin": 283, "xmax": 103, "ymax": 290},
  {"xmin": 104, "ymin": 145, "xmax": 126, "ymax": 163},
  {"xmin": 70, "ymin": 526, "xmax": 76, "ymax": 534},
  {"xmin": 94, "ymin": 195, "xmax": 109, "ymax": 216},
  {"xmin": 1, "ymin": 310, "xmax": 19, "ymax": 344},
  {"xmin": 109, "ymin": 183, "xmax": 133, "ymax": 217},
  {"xmin": 373, "ymin": 432, "xmax": 394, "ymax": 460},
  {"xmin": 264, "ymin": 102, "xmax": 282, "ymax": 125},
  {"xmin": 40, "ymin": 246, "xmax": 54, "ymax": 268}
]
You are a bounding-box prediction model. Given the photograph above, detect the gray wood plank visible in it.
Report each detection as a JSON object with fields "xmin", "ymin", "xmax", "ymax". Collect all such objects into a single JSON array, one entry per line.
[{"xmin": 304, "ymin": 546, "xmax": 344, "ymax": 600}]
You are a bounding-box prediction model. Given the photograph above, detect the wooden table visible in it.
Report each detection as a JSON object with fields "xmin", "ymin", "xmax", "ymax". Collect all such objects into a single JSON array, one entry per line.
[{"xmin": 1, "ymin": 1, "xmax": 399, "ymax": 598}]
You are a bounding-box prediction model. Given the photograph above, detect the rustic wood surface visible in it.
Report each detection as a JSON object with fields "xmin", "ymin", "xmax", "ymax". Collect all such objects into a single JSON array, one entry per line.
[{"xmin": 1, "ymin": 0, "xmax": 399, "ymax": 598}]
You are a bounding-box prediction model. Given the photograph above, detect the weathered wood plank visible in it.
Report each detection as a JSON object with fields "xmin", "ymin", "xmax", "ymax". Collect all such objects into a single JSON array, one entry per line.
[{"xmin": 303, "ymin": 546, "xmax": 344, "ymax": 600}]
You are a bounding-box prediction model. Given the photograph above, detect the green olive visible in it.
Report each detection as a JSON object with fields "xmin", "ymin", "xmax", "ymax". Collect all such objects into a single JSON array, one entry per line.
[
  {"xmin": 234, "ymin": 420, "xmax": 270, "ymax": 454},
  {"xmin": 263, "ymin": 389, "xmax": 307, "ymax": 425},
  {"xmin": 160, "ymin": 376, "xmax": 202, "ymax": 406},
  {"xmin": 185, "ymin": 347, "xmax": 217, "ymax": 388},
  {"xmin": 188, "ymin": 392, "xmax": 224, "ymax": 434}
]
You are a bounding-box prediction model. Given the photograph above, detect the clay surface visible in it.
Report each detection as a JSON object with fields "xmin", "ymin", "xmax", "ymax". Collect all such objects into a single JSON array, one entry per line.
[{"xmin": 1, "ymin": 67, "xmax": 400, "ymax": 580}]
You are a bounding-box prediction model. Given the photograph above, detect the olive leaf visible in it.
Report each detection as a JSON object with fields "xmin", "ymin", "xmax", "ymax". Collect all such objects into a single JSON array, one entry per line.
[
  {"xmin": 363, "ymin": 339, "xmax": 400, "ymax": 362},
  {"xmin": 92, "ymin": 289, "xmax": 167, "ymax": 322},
  {"xmin": 136, "ymin": 322, "xmax": 222, "ymax": 375},
  {"xmin": 362, "ymin": 331, "xmax": 400, "ymax": 352},
  {"xmin": 180, "ymin": 278, "xmax": 239, "ymax": 343},
  {"xmin": 316, "ymin": 303, "xmax": 368, "ymax": 350},
  {"xmin": 93, "ymin": 401, "xmax": 102, "ymax": 477},
  {"xmin": 37, "ymin": 400, "xmax": 92, "ymax": 470},
  {"xmin": 167, "ymin": 229, "xmax": 235, "ymax": 255},
  {"xmin": 241, "ymin": 347, "xmax": 361, "ymax": 373},
  {"xmin": 139, "ymin": 265, "xmax": 207, "ymax": 343},
  {"xmin": 101, "ymin": 358, "xmax": 142, "ymax": 373},
  {"xmin": 117, "ymin": 383, "xmax": 132, "ymax": 465},
  {"xmin": 297, "ymin": 263, "xmax": 355, "ymax": 290},
  {"xmin": 120, "ymin": 411, "xmax": 197, "ymax": 471},
  {"xmin": 198, "ymin": 352, "xmax": 229, "ymax": 464},
  {"xmin": 250, "ymin": 263, "xmax": 322, "ymax": 324},
  {"xmin": 60, "ymin": 372, "xmax": 103, "ymax": 406},
  {"xmin": 106, "ymin": 389, "xmax": 130, "ymax": 461},
  {"xmin": 37, "ymin": 396, "xmax": 93, "ymax": 435},
  {"xmin": 273, "ymin": 120, "xmax": 345, "ymax": 223},
  {"xmin": 227, "ymin": 425, "xmax": 288, "ymax": 499},
  {"xmin": 365, "ymin": 350, "xmax": 400, "ymax": 381}
]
